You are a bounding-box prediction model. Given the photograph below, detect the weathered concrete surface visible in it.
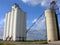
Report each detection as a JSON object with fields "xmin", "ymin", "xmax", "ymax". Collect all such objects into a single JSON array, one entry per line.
[{"xmin": 45, "ymin": 9, "xmax": 58, "ymax": 42}]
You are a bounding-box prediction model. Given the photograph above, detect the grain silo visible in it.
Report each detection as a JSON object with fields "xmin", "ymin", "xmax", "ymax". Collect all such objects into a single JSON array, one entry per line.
[{"xmin": 45, "ymin": 0, "xmax": 59, "ymax": 42}]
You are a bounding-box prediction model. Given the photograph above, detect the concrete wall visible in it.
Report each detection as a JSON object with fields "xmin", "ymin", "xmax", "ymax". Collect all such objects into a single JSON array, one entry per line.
[
  {"xmin": 45, "ymin": 8, "xmax": 58, "ymax": 42},
  {"xmin": 3, "ymin": 12, "xmax": 11, "ymax": 41},
  {"xmin": 3, "ymin": 13, "xmax": 8, "ymax": 40},
  {"xmin": 14, "ymin": 7, "xmax": 26, "ymax": 41},
  {"xmin": 3, "ymin": 4, "xmax": 26, "ymax": 41},
  {"xmin": 11, "ymin": 5, "xmax": 26, "ymax": 41}
]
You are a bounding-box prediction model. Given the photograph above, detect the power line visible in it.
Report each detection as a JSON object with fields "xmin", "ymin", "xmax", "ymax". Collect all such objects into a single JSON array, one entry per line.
[{"xmin": 26, "ymin": 11, "xmax": 45, "ymax": 33}]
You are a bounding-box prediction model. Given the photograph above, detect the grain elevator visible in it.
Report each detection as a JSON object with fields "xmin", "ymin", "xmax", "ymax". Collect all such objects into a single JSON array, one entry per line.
[
  {"xmin": 3, "ymin": 3, "xmax": 26, "ymax": 41},
  {"xmin": 45, "ymin": 0, "xmax": 59, "ymax": 42}
]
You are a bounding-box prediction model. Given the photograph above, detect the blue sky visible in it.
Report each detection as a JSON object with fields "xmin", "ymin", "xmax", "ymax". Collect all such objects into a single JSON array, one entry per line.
[{"xmin": 0, "ymin": 0, "xmax": 60, "ymax": 40}]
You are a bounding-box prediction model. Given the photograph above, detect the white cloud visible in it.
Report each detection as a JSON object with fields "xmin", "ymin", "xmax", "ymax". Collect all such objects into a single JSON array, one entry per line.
[
  {"xmin": 22, "ymin": 0, "xmax": 41, "ymax": 5},
  {"xmin": 32, "ymin": 15, "xmax": 46, "ymax": 30},
  {"xmin": 57, "ymin": 4, "xmax": 60, "ymax": 11},
  {"xmin": 32, "ymin": 18, "xmax": 37, "ymax": 23},
  {"xmin": 0, "ymin": 18, "xmax": 5, "ymax": 39},
  {"xmin": 0, "ymin": 27, "xmax": 4, "ymax": 39},
  {"xmin": 22, "ymin": 0, "xmax": 51, "ymax": 6},
  {"xmin": 36, "ymin": 18, "xmax": 46, "ymax": 30},
  {"xmin": 27, "ymin": 17, "xmax": 46, "ymax": 40},
  {"xmin": 0, "ymin": 18, "xmax": 5, "ymax": 28},
  {"xmin": 22, "ymin": 0, "xmax": 29, "ymax": 3},
  {"xmin": 0, "ymin": 19, "xmax": 4, "ymax": 25},
  {"xmin": 22, "ymin": 0, "xmax": 60, "ymax": 8}
]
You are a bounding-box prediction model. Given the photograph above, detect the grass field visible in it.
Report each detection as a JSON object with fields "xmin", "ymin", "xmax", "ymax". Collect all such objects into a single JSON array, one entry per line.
[
  {"xmin": 19, "ymin": 40, "xmax": 47, "ymax": 44},
  {"xmin": 0, "ymin": 40, "xmax": 47, "ymax": 45},
  {"xmin": 0, "ymin": 43, "xmax": 15, "ymax": 45}
]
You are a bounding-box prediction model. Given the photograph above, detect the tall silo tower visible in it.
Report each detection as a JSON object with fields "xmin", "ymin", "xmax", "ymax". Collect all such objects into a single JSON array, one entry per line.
[
  {"xmin": 45, "ymin": 0, "xmax": 59, "ymax": 42},
  {"xmin": 3, "ymin": 3, "xmax": 26, "ymax": 41}
]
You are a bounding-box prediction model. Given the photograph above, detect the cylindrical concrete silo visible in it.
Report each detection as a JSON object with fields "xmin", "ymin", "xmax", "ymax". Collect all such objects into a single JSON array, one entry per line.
[
  {"xmin": 45, "ymin": 8, "xmax": 59, "ymax": 42},
  {"xmin": 3, "ymin": 13, "xmax": 8, "ymax": 40}
]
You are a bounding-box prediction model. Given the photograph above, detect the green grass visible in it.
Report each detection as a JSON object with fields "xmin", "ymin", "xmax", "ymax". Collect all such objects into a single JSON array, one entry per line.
[
  {"xmin": 0, "ymin": 43, "xmax": 15, "ymax": 45},
  {"xmin": 0, "ymin": 39, "xmax": 3, "ymax": 41},
  {"xmin": 0, "ymin": 40, "xmax": 47, "ymax": 45},
  {"xmin": 19, "ymin": 40, "xmax": 47, "ymax": 44}
]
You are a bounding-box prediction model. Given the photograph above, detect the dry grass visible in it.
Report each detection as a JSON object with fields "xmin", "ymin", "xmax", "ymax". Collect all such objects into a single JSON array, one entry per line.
[
  {"xmin": 0, "ymin": 43, "xmax": 15, "ymax": 45},
  {"xmin": 19, "ymin": 41, "xmax": 47, "ymax": 44},
  {"xmin": 0, "ymin": 40, "xmax": 47, "ymax": 45}
]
